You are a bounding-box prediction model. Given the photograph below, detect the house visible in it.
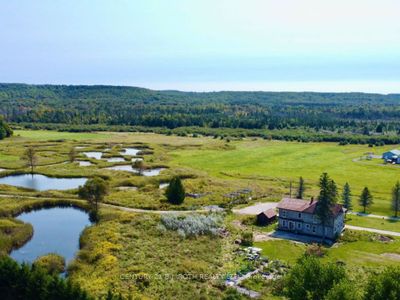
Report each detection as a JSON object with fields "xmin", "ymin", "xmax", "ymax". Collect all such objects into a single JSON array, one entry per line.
[
  {"xmin": 382, "ymin": 149, "xmax": 400, "ymax": 163},
  {"xmin": 277, "ymin": 198, "xmax": 345, "ymax": 240},
  {"xmin": 256, "ymin": 209, "xmax": 277, "ymax": 226}
]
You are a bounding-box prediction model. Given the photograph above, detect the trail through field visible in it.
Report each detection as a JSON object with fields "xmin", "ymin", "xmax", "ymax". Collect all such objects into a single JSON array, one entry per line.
[
  {"xmin": 347, "ymin": 211, "xmax": 400, "ymax": 221},
  {"xmin": 0, "ymin": 194, "xmax": 208, "ymax": 214}
]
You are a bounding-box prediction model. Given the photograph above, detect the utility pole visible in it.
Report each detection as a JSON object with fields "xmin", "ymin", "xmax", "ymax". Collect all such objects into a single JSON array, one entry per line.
[{"xmin": 289, "ymin": 180, "xmax": 292, "ymax": 198}]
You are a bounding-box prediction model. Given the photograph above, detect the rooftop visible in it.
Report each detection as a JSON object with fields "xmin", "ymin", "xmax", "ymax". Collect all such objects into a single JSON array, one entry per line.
[{"xmin": 277, "ymin": 198, "xmax": 343, "ymax": 217}]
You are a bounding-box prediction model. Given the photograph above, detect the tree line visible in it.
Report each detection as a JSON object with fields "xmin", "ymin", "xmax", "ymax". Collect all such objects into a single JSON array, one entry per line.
[
  {"xmin": 0, "ymin": 116, "xmax": 12, "ymax": 140},
  {"xmin": 1, "ymin": 84, "xmax": 400, "ymax": 144},
  {"xmin": 295, "ymin": 176, "xmax": 400, "ymax": 217}
]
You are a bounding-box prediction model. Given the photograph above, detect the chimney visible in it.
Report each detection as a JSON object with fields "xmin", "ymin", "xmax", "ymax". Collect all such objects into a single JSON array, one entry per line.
[{"xmin": 310, "ymin": 197, "xmax": 314, "ymax": 204}]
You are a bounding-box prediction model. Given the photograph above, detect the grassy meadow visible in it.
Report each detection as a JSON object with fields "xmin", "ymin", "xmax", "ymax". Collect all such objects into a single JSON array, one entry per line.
[
  {"xmin": 171, "ymin": 139, "xmax": 400, "ymax": 215},
  {"xmin": 1, "ymin": 129, "xmax": 400, "ymax": 298}
]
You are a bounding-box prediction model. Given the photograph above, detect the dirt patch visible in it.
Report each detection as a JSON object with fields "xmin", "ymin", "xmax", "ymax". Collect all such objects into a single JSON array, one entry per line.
[
  {"xmin": 381, "ymin": 253, "xmax": 400, "ymax": 261},
  {"xmin": 377, "ymin": 235, "xmax": 394, "ymax": 242}
]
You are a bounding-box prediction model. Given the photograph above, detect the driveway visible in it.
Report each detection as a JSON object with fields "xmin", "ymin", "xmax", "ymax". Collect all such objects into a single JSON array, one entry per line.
[
  {"xmin": 345, "ymin": 225, "xmax": 400, "ymax": 237},
  {"xmin": 233, "ymin": 202, "xmax": 278, "ymax": 215}
]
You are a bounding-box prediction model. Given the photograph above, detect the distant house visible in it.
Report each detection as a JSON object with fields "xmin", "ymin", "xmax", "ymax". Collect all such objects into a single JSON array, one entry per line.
[
  {"xmin": 382, "ymin": 149, "xmax": 400, "ymax": 164},
  {"xmin": 277, "ymin": 198, "xmax": 345, "ymax": 240},
  {"xmin": 256, "ymin": 209, "xmax": 277, "ymax": 226}
]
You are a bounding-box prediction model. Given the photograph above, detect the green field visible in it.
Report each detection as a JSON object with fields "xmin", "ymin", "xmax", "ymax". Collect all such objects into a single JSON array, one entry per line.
[
  {"xmin": 171, "ymin": 140, "xmax": 400, "ymax": 215},
  {"xmin": 13, "ymin": 130, "xmax": 110, "ymax": 141},
  {"xmin": 1, "ymin": 130, "xmax": 400, "ymax": 299}
]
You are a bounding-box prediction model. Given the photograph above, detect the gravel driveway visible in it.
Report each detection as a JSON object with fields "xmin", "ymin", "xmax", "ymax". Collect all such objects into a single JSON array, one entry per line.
[{"xmin": 233, "ymin": 202, "xmax": 278, "ymax": 215}]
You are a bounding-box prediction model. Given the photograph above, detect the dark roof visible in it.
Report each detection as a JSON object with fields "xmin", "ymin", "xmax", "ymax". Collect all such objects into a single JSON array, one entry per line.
[
  {"xmin": 258, "ymin": 208, "xmax": 277, "ymax": 219},
  {"xmin": 277, "ymin": 198, "xmax": 343, "ymax": 217}
]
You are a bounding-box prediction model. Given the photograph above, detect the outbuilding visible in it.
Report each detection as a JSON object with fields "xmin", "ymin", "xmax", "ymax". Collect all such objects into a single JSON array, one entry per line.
[{"xmin": 256, "ymin": 209, "xmax": 277, "ymax": 226}]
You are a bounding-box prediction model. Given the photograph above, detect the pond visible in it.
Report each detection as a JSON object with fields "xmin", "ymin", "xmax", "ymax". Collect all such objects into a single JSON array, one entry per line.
[
  {"xmin": 78, "ymin": 161, "xmax": 92, "ymax": 167},
  {"xmin": 83, "ymin": 152, "xmax": 103, "ymax": 159},
  {"xmin": 120, "ymin": 148, "xmax": 141, "ymax": 156},
  {"xmin": 105, "ymin": 165, "xmax": 165, "ymax": 176},
  {"xmin": 11, "ymin": 207, "xmax": 91, "ymax": 264},
  {"xmin": 0, "ymin": 174, "xmax": 87, "ymax": 191},
  {"xmin": 159, "ymin": 183, "xmax": 169, "ymax": 189},
  {"xmin": 105, "ymin": 157, "xmax": 125, "ymax": 163}
]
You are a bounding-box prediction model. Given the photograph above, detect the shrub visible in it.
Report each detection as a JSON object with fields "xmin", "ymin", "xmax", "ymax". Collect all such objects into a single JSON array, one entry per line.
[
  {"xmin": 160, "ymin": 214, "xmax": 223, "ymax": 237},
  {"xmin": 240, "ymin": 231, "xmax": 253, "ymax": 246},
  {"xmin": 33, "ymin": 253, "xmax": 66, "ymax": 275}
]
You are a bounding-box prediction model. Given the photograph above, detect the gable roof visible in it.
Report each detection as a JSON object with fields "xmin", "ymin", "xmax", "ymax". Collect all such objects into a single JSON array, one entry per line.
[
  {"xmin": 277, "ymin": 198, "xmax": 343, "ymax": 217},
  {"xmin": 385, "ymin": 149, "xmax": 400, "ymax": 155},
  {"xmin": 258, "ymin": 208, "xmax": 277, "ymax": 219}
]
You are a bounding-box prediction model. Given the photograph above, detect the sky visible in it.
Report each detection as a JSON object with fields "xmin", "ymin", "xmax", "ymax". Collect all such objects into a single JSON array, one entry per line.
[{"xmin": 1, "ymin": 0, "xmax": 400, "ymax": 93}]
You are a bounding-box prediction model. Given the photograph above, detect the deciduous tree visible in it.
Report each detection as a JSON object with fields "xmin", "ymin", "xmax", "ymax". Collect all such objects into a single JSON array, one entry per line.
[{"xmin": 23, "ymin": 146, "xmax": 37, "ymax": 174}]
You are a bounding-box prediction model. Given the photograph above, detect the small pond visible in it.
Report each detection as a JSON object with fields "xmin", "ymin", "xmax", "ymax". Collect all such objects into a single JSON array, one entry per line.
[
  {"xmin": 120, "ymin": 148, "xmax": 141, "ymax": 156},
  {"xmin": 105, "ymin": 165, "xmax": 165, "ymax": 176},
  {"xmin": 11, "ymin": 207, "xmax": 91, "ymax": 264},
  {"xmin": 105, "ymin": 157, "xmax": 125, "ymax": 163},
  {"xmin": 0, "ymin": 174, "xmax": 87, "ymax": 191},
  {"xmin": 159, "ymin": 183, "xmax": 169, "ymax": 189},
  {"xmin": 116, "ymin": 186, "xmax": 138, "ymax": 191},
  {"xmin": 78, "ymin": 161, "xmax": 92, "ymax": 167},
  {"xmin": 83, "ymin": 152, "xmax": 103, "ymax": 159}
]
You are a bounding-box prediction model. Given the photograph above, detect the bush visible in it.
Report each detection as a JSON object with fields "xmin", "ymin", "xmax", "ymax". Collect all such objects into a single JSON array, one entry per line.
[
  {"xmin": 33, "ymin": 253, "xmax": 66, "ymax": 275},
  {"xmin": 240, "ymin": 231, "xmax": 253, "ymax": 246},
  {"xmin": 160, "ymin": 214, "xmax": 223, "ymax": 238},
  {"xmin": 364, "ymin": 267, "xmax": 400, "ymax": 300},
  {"xmin": 283, "ymin": 255, "xmax": 347, "ymax": 300}
]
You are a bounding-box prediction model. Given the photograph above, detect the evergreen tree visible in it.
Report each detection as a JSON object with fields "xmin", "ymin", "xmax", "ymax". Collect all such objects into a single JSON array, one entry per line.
[
  {"xmin": 316, "ymin": 173, "xmax": 338, "ymax": 241},
  {"xmin": 392, "ymin": 181, "xmax": 400, "ymax": 217},
  {"xmin": 296, "ymin": 176, "xmax": 305, "ymax": 199},
  {"xmin": 359, "ymin": 187, "xmax": 373, "ymax": 213},
  {"xmin": 165, "ymin": 177, "xmax": 185, "ymax": 205},
  {"xmin": 341, "ymin": 182, "xmax": 352, "ymax": 210}
]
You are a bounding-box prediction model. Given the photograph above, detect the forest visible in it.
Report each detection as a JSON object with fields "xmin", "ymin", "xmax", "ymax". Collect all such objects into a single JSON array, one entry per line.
[{"xmin": 1, "ymin": 83, "xmax": 400, "ymax": 144}]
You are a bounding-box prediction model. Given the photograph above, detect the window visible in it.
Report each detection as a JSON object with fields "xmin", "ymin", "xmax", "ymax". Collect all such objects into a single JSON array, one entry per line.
[
  {"xmin": 298, "ymin": 213, "xmax": 302, "ymax": 219},
  {"xmin": 282, "ymin": 210, "xmax": 287, "ymax": 217},
  {"xmin": 283, "ymin": 220, "xmax": 286, "ymax": 227},
  {"xmin": 306, "ymin": 224, "xmax": 310, "ymax": 231},
  {"xmin": 312, "ymin": 226, "xmax": 316, "ymax": 233},
  {"xmin": 297, "ymin": 222, "xmax": 302, "ymax": 229}
]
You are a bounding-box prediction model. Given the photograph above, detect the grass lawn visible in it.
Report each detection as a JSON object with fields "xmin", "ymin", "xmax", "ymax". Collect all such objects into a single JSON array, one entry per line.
[
  {"xmin": 346, "ymin": 214, "xmax": 400, "ymax": 233},
  {"xmin": 171, "ymin": 140, "xmax": 400, "ymax": 215},
  {"xmin": 255, "ymin": 240, "xmax": 306, "ymax": 264},
  {"xmin": 255, "ymin": 230, "xmax": 400, "ymax": 269}
]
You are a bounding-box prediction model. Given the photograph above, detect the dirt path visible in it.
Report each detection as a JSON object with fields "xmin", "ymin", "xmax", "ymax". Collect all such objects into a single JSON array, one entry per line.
[
  {"xmin": 0, "ymin": 193, "xmax": 207, "ymax": 214},
  {"xmin": 347, "ymin": 211, "xmax": 400, "ymax": 221}
]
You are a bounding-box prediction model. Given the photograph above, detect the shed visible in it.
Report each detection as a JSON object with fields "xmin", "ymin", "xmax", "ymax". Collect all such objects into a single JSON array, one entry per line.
[
  {"xmin": 382, "ymin": 149, "xmax": 400, "ymax": 161},
  {"xmin": 256, "ymin": 209, "xmax": 277, "ymax": 226}
]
